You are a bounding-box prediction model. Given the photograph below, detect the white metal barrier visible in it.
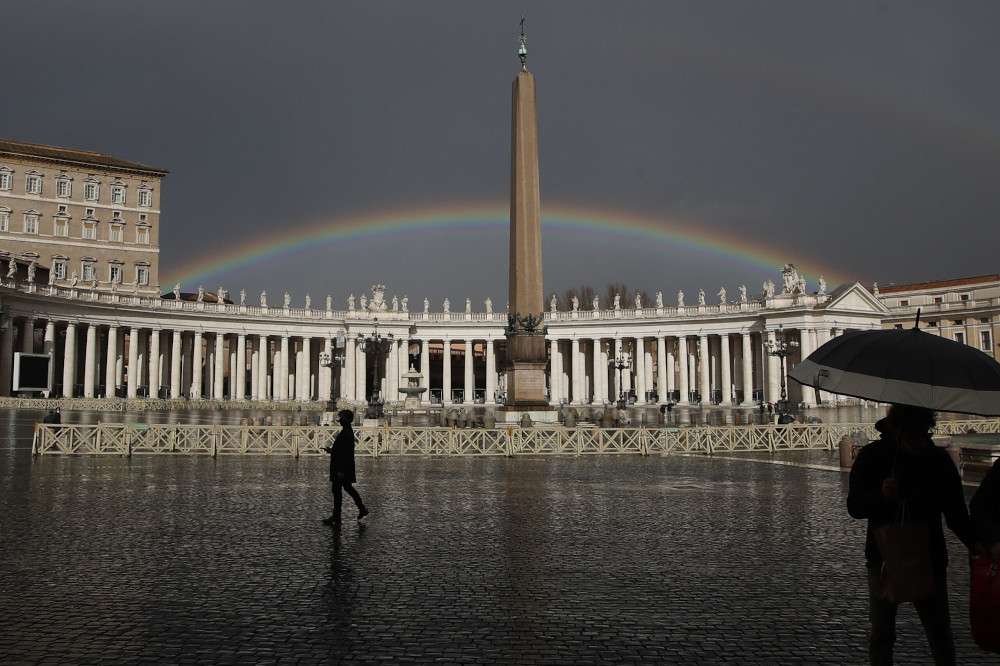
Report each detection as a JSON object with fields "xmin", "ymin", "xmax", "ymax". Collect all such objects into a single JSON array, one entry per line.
[{"xmin": 31, "ymin": 420, "xmax": 1000, "ymax": 457}]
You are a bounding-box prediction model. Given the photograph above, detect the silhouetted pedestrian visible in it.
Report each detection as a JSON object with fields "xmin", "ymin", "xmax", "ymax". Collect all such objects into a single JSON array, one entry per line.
[
  {"xmin": 322, "ymin": 410, "xmax": 368, "ymax": 526},
  {"xmin": 42, "ymin": 408, "xmax": 60, "ymax": 424}
]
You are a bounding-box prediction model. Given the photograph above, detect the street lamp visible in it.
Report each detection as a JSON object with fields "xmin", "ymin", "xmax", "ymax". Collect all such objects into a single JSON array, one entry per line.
[
  {"xmin": 356, "ymin": 318, "xmax": 394, "ymax": 420},
  {"xmin": 318, "ymin": 348, "xmax": 345, "ymax": 412},
  {"xmin": 764, "ymin": 324, "xmax": 799, "ymax": 419},
  {"xmin": 609, "ymin": 351, "xmax": 631, "ymax": 410}
]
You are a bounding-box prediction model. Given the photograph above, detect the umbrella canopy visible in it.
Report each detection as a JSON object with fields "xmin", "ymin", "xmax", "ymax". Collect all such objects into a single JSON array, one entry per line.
[{"xmin": 788, "ymin": 328, "xmax": 1000, "ymax": 416}]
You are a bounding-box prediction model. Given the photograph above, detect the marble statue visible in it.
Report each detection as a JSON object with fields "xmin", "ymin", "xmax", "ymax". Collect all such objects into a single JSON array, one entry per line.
[
  {"xmin": 698, "ymin": 289, "xmax": 706, "ymax": 306},
  {"xmin": 48, "ymin": 271, "xmax": 55, "ymax": 286},
  {"xmin": 173, "ymin": 283, "xmax": 181, "ymax": 300},
  {"xmin": 655, "ymin": 292, "xmax": 663, "ymax": 308},
  {"xmin": 485, "ymin": 297, "xmax": 492, "ymax": 313},
  {"xmin": 635, "ymin": 293, "xmax": 642, "ymax": 309},
  {"xmin": 360, "ymin": 294, "xmax": 367, "ymax": 310},
  {"xmin": 423, "ymin": 298, "xmax": 429, "ymax": 314},
  {"xmin": 197, "ymin": 285, "xmax": 205, "ymax": 302},
  {"xmin": 6, "ymin": 258, "xmax": 15, "ymax": 278},
  {"xmin": 718, "ymin": 287, "xmax": 726, "ymax": 303},
  {"xmin": 392, "ymin": 296, "xmax": 399, "ymax": 311},
  {"xmin": 240, "ymin": 289, "xmax": 246, "ymax": 306},
  {"xmin": 550, "ymin": 294, "xmax": 557, "ymax": 312},
  {"xmin": 370, "ymin": 285, "xmax": 386, "ymax": 311},
  {"xmin": 348, "ymin": 294, "xmax": 355, "ymax": 310},
  {"xmin": 677, "ymin": 290, "xmax": 684, "ymax": 307},
  {"xmin": 27, "ymin": 262, "xmax": 35, "ymax": 283},
  {"xmin": 305, "ymin": 293, "xmax": 311, "ymax": 309},
  {"xmin": 261, "ymin": 290, "xmax": 267, "ymax": 308},
  {"xmin": 71, "ymin": 272, "xmax": 79, "ymax": 287},
  {"xmin": 401, "ymin": 296, "xmax": 408, "ymax": 312},
  {"xmin": 613, "ymin": 293, "xmax": 621, "ymax": 310},
  {"xmin": 326, "ymin": 295, "xmax": 332, "ymax": 311},
  {"xmin": 763, "ymin": 281, "xmax": 775, "ymax": 298},
  {"xmin": 218, "ymin": 287, "xmax": 226, "ymax": 303},
  {"xmin": 466, "ymin": 298, "xmax": 471, "ymax": 314},
  {"xmin": 593, "ymin": 295, "xmax": 600, "ymax": 311},
  {"xmin": 443, "ymin": 298, "xmax": 450, "ymax": 313},
  {"xmin": 739, "ymin": 285, "xmax": 747, "ymax": 302},
  {"xmin": 571, "ymin": 295, "xmax": 579, "ymax": 311},
  {"xmin": 873, "ymin": 282, "xmax": 879, "ymax": 296},
  {"xmin": 818, "ymin": 276, "xmax": 827, "ymax": 295},
  {"xmin": 283, "ymin": 292, "xmax": 291, "ymax": 308},
  {"xmin": 110, "ymin": 279, "xmax": 117, "ymax": 293}
]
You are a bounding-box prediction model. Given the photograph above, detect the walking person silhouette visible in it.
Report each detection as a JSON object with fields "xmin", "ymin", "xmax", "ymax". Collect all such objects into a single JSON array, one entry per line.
[{"xmin": 322, "ymin": 409, "xmax": 369, "ymax": 526}]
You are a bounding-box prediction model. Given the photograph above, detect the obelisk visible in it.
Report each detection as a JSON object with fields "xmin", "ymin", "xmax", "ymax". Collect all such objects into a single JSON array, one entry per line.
[{"xmin": 504, "ymin": 19, "xmax": 550, "ymax": 411}]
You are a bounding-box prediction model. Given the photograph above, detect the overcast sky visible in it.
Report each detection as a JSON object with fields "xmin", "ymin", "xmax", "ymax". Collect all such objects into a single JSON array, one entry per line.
[{"xmin": 4, "ymin": 2, "xmax": 999, "ymax": 308}]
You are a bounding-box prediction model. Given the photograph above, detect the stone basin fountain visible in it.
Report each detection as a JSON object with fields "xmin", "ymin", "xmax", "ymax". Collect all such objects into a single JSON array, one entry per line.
[{"xmin": 398, "ymin": 365, "xmax": 427, "ymax": 409}]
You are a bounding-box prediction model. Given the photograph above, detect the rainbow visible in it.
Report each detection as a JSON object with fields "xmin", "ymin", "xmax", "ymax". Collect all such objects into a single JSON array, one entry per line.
[{"xmin": 162, "ymin": 201, "xmax": 857, "ymax": 290}]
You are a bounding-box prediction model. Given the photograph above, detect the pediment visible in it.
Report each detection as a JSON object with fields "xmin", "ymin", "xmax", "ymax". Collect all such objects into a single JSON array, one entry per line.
[{"xmin": 823, "ymin": 282, "xmax": 889, "ymax": 314}]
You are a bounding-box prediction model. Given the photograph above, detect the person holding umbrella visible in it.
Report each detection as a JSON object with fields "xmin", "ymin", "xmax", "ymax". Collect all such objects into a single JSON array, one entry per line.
[{"xmin": 847, "ymin": 404, "xmax": 976, "ymax": 665}]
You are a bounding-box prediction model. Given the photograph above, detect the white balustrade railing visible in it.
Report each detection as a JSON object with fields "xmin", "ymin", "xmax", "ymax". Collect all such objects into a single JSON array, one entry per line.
[{"xmin": 31, "ymin": 420, "xmax": 1000, "ymax": 457}]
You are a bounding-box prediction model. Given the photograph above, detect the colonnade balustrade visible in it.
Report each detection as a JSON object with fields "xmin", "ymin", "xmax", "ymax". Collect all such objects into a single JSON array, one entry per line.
[{"xmin": 0, "ymin": 305, "xmax": 865, "ymax": 409}]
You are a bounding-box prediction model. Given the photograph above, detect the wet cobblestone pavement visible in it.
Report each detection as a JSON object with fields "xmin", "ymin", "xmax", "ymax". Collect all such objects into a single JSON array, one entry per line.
[{"xmin": 1, "ymin": 415, "xmax": 994, "ymax": 664}]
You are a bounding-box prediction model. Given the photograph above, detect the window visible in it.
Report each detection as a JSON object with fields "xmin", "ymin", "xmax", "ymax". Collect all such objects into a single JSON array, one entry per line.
[
  {"xmin": 110, "ymin": 264, "xmax": 123, "ymax": 283},
  {"xmin": 955, "ymin": 319, "xmax": 964, "ymax": 325},
  {"xmin": 85, "ymin": 182, "xmax": 100, "ymax": 201},
  {"xmin": 138, "ymin": 189, "xmax": 152, "ymax": 207},
  {"xmin": 981, "ymin": 330, "xmax": 993, "ymax": 352},
  {"xmin": 24, "ymin": 212, "xmax": 39, "ymax": 234},
  {"xmin": 110, "ymin": 224, "xmax": 123, "ymax": 242},
  {"xmin": 982, "ymin": 318, "xmax": 990, "ymax": 324},
  {"xmin": 899, "ymin": 300, "xmax": 908, "ymax": 307},
  {"xmin": 0, "ymin": 208, "xmax": 9, "ymax": 232},
  {"xmin": 928, "ymin": 320, "xmax": 937, "ymax": 327},
  {"xmin": 0, "ymin": 169, "xmax": 12, "ymax": 191},
  {"xmin": 136, "ymin": 226, "xmax": 149, "ymax": 245},
  {"xmin": 54, "ymin": 219, "xmax": 69, "ymax": 237},
  {"xmin": 111, "ymin": 184, "xmax": 126, "ymax": 205},
  {"xmin": 955, "ymin": 332, "xmax": 965, "ymax": 345},
  {"xmin": 83, "ymin": 221, "xmax": 97, "ymax": 240},
  {"xmin": 934, "ymin": 297, "xmax": 943, "ymax": 304},
  {"xmin": 81, "ymin": 263, "xmax": 95, "ymax": 282},
  {"xmin": 52, "ymin": 261, "xmax": 66, "ymax": 280},
  {"xmin": 136, "ymin": 266, "xmax": 149, "ymax": 285},
  {"xmin": 961, "ymin": 294, "xmax": 970, "ymax": 302},
  {"xmin": 85, "ymin": 208, "xmax": 95, "ymax": 217},
  {"xmin": 56, "ymin": 176, "xmax": 72, "ymax": 198},
  {"xmin": 25, "ymin": 173, "xmax": 42, "ymax": 195}
]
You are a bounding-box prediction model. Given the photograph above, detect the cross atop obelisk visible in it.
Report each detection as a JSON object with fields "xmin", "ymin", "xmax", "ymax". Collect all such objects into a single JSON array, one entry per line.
[{"xmin": 504, "ymin": 17, "xmax": 550, "ymax": 411}]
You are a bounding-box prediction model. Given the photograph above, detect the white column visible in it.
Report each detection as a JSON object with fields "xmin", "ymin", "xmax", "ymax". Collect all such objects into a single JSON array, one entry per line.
[
  {"xmin": 105, "ymin": 326, "xmax": 119, "ymax": 399},
  {"xmin": 612, "ymin": 338, "xmax": 622, "ymax": 402},
  {"xmin": 798, "ymin": 329, "xmax": 816, "ymax": 407},
  {"xmin": 212, "ymin": 333, "xmax": 224, "ymax": 400},
  {"xmin": 320, "ymin": 337, "xmax": 332, "ymax": 403},
  {"xmin": 127, "ymin": 327, "xmax": 140, "ymax": 399},
  {"xmin": 171, "ymin": 330, "xmax": 182, "ymax": 399},
  {"xmin": 251, "ymin": 336, "xmax": 261, "ymax": 400},
  {"xmin": 21, "ymin": 318, "xmax": 35, "ymax": 354},
  {"xmin": 463, "ymin": 339, "xmax": 474, "ymax": 403},
  {"xmin": 191, "ymin": 331, "xmax": 203, "ymax": 399},
  {"xmin": 699, "ymin": 334, "xmax": 710, "ymax": 404},
  {"xmin": 592, "ymin": 338, "xmax": 604, "ymax": 404},
  {"xmin": 485, "ymin": 338, "xmax": 496, "ymax": 403},
  {"xmin": 278, "ymin": 336, "xmax": 289, "ymax": 401},
  {"xmin": 677, "ymin": 335, "xmax": 689, "ymax": 403},
  {"xmin": 257, "ymin": 336, "xmax": 269, "ymax": 400},
  {"xmin": 420, "ymin": 338, "xmax": 430, "ymax": 401},
  {"xmin": 149, "ymin": 329, "xmax": 161, "ymax": 399},
  {"xmin": 300, "ymin": 337, "xmax": 311, "ymax": 401},
  {"xmin": 388, "ymin": 338, "xmax": 400, "ymax": 402},
  {"xmin": 83, "ymin": 324, "xmax": 97, "ymax": 398},
  {"xmin": 720, "ymin": 333, "xmax": 732, "ymax": 405},
  {"xmin": 43, "ymin": 321, "xmax": 56, "ymax": 356},
  {"xmin": 570, "ymin": 337, "xmax": 582, "ymax": 404},
  {"xmin": 656, "ymin": 337, "xmax": 667, "ymax": 404},
  {"xmin": 344, "ymin": 336, "xmax": 356, "ymax": 402},
  {"xmin": 634, "ymin": 337, "xmax": 647, "ymax": 405},
  {"xmin": 741, "ymin": 332, "xmax": 753, "ymax": 405},
  {"xmin": 550, "ymin": 339, "xmax": 563, "ymax": 404},
  {"xmin": 442, "ymin": 339, "xmax": 451, "ymax": 404},
  {"xmin": 355, "ymin": 337, "xmax": 367, "ymax": 402},
  {"xmin": 235, "ymin": 334, "xmax": 247, "ymax": 400},
  {"xmin": 815, "ymin": 328, "xmax": 832, "ymax": 404},
  {"xmin": 665, "ymin": 337, "xmax": 676, "ymax": 400}
]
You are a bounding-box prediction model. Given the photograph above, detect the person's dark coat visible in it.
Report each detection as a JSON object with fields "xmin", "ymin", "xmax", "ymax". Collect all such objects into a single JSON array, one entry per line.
[
  {"xmin": 847, "ymin": 434, "xmax": 975, "ymax": 570},
  {"xmin": 971, "ymin": 458, "xmax": 1000, "ymax": 549},
  {"xmin": 329, "ymin": 423, "xmax": 357, "ymax": 484}
]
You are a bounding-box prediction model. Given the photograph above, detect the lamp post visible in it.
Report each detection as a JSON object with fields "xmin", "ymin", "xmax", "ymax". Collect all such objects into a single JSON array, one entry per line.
[
  {"xmin": 356, "ymin": 318, "xmax": 394, "ymax": 420},
  {"xmin": 318, "ymin": 349, "xmax": 345, "ymax": 412},
  {"xmin": 764, "ymin": 324, "xmax": 799, "ymax": 420},
  {"xmin": 609, "ymin": 351, "xmax": 631, "ymax": 410}
]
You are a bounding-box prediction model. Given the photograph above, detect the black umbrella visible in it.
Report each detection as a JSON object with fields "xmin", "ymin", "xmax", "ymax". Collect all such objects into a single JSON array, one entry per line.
[{"xmin": 788, "ymin": 326, "xmax": 1000, "ymax": 416}]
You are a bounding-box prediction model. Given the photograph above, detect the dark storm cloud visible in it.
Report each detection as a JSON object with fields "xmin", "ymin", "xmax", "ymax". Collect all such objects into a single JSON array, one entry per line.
[{"xmin": 4, "ymin": 1, "xmax": 999, "ymax": 305}]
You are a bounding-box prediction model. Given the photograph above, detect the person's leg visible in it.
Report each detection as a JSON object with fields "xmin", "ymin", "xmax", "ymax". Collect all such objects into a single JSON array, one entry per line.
[
  {"xmin": 332, "ymin": 481, "xmax": 344, "ymax": 519},
  {"xmin": 343, "ymin": 482, "xmax": 367, "ymax": 517},
  {"xmin": 866, "ymin": 566, "xmax": 898, "ymax": 666},
  {"xmin": 913, "ymin": 571, "xmax": 956, "ymax": 666}
]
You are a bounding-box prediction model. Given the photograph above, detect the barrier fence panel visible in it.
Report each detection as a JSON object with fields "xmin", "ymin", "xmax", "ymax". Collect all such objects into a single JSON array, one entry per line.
[{"xmin": 31, "ymin": 420, "xmax": 1000, "ymax": 457}]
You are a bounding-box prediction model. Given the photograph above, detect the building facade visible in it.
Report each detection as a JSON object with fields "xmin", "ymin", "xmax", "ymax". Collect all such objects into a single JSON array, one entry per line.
[{"xmin": 0, "ymin": 140, "xmax": 167, "ymax": 295}]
